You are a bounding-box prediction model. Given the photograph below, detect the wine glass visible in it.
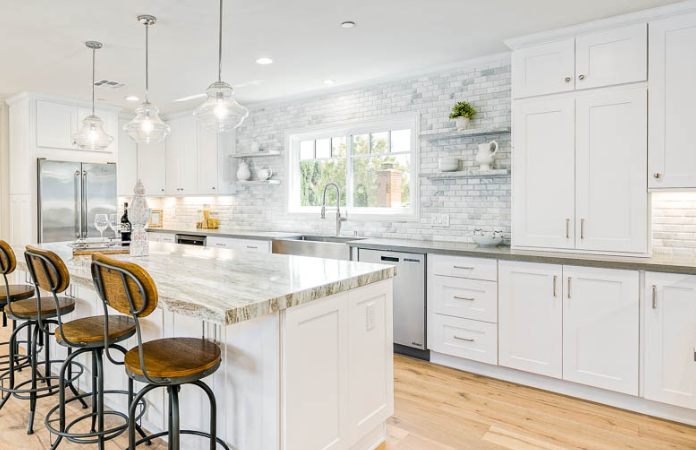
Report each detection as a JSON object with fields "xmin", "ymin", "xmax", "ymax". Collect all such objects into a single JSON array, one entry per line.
[
  {"xmin": 108, "ymin": 214, "xmax": 119, "ymax": 238},
  {"xmin": 94, "ymin": 214, "xmax": 108, "ymax": 240}
]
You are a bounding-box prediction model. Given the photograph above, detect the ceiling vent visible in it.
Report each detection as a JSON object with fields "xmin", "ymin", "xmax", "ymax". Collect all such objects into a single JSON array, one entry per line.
[{"xmin": 94, "ymin": 79, "xmax": 126, "ymax": 89}]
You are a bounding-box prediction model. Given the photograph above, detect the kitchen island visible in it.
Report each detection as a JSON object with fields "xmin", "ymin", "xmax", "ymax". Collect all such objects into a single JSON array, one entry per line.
[{"xmin": 11, "ymin": 242, "xmax": 396, "ymax": 450}]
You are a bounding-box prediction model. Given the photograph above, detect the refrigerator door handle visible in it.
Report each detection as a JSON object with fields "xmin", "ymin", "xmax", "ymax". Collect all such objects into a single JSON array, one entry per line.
[
  {"xmin": 74, "ymin": 171, "xmax": 81, "ymax": 239},
  {"xmin": 82, "ymin": 170, "xmax": 88, "ymax": 238}
]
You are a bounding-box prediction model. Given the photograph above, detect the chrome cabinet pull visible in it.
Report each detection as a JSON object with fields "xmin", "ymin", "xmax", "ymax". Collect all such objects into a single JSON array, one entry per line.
[
  {"xmin": 567, "ymin": 277, "xmax": 572, "ymax": 299},
  {"xmin": 74, "ymin": 171, "xmax": 81, "ymax": 238},
  {"xmin": 454, "ymin": 336, "xmax": 475, "ymax": 342},
  {"xmin": 654, "ymin": 173, "xmax": 661, "ymax": 179},
  {"xmin": 246, "ymin": 246, "xmax": 258, "ymax": 249},
  {"xmin": 580, "ymin": 219, "xmax": 585, "ymax": 240},
  {"xmin": 652, "ymin": 285, "xmax": 657, "ymax": 309},
  {"xmin": 566, "ymin": 219, "xmax": 570, "ymax": 239},
  {"xmin": 579, "ymin": 74, "xmax": 586, "ymax": 80},
  {"xmin": 565, "ymin": 76, "xmax": 572, "ymax": 83},
  {"xmin": 453, "ymin": 266, "xmax": 474, "ymax": 270},
  {"xmin": 82, "ymin": 171, "xmax": 88, "ymax": 238},
  {"xmin": 454, "ymin": 295, "xmax": 475, "ymax": 301},
  {"xmin": 553, "ymin": 275, "xmax": 557, "ymax": 298}
]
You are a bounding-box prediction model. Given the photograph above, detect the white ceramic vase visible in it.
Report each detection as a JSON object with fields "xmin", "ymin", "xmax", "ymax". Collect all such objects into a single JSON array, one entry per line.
[
  {"xmin": 455, "ymin": 116, "xmax": 470, "ymax": 131},
  {"xmin": 237, "ymin": 160, "xmax": 251, "ymax": 181}
]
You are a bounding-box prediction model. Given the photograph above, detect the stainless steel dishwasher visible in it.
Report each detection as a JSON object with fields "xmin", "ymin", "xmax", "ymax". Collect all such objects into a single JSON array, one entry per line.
[{"xmin": 358, "ymin": 249, "xmax": 428, "ymax": 360}]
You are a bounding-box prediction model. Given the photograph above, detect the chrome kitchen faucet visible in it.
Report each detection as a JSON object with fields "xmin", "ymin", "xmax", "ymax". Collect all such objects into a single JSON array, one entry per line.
[{"xmin": 320, "ymin": 182, "xmax": 348, "ymax": 236}]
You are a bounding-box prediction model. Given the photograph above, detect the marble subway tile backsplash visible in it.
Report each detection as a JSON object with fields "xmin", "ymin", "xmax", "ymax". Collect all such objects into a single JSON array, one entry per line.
[{"xmin": 652, "ymin": 192, "xmax": 696, "ymax": 256}]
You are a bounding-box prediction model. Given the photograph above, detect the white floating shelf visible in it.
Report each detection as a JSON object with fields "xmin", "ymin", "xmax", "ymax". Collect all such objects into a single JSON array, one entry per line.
[
  {"xmin": 234, "ymin": 179, "xmax": 281, "ymax": 186},
  {"xmin": 420, "ymin": 127, "xmax": 511, "ymax": 142},
  {"xmin": 420, "ymin": 169, "xmax": 510, "ymax": 180},
  {"xmin": 229, "ymin": 150, "xmax": 281, "ymax": 158}
]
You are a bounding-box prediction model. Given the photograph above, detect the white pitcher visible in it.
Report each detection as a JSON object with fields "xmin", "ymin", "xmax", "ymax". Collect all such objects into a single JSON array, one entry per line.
[{"xmin": 475, "ymin": 140, "xmax": 499, "ymax": 171}]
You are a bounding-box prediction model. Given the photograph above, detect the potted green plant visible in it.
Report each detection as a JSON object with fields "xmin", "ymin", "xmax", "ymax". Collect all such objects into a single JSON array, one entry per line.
[{"xmin": 449, "ymin": 101, "xmax": 477, "ymax": 131}]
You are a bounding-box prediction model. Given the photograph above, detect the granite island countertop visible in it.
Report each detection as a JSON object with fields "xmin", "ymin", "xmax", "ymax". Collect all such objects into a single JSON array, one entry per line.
[
  {"xmin": 146, "ymin": 226, "xmax": 303, "ymax": 241},
  {"xmin": 349, "ymin": 237, "xmax": 696, "ymax": 275},
  {"xmin": 13, "ymin": 242, "xmax": 395, "ymax": 326}
]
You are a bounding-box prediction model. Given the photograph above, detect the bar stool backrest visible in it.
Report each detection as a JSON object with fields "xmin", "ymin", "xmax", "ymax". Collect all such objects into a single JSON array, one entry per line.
[
  {"xmin": 90, "ymin": 253, "xmax": 158, "ymax": 318},
  {"xmin": 25, "ymin": 246, "xmax": 70, "ymax": 294},
  {"xmin": 0, "ymin": 240, "xmax": 17, "ymax": 275}
]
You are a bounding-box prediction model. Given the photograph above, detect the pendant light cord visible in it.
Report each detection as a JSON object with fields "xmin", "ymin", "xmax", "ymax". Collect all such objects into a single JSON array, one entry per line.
[
  {"xmin": 218, "ymin": 0, "xmax": 223, "ymax": 83},
  {"xmin": 145, "ymin": 22, "xmax": 150, "ymax": 103},
  {"xmin": 91, "ymin": 47, "xmax": 96, "ymax": 115}
]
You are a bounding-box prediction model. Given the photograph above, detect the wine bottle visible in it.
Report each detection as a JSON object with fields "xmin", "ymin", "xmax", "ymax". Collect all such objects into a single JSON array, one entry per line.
[{"xmin": 120, "ymin": 202, "xmax": 132, "ymax": 246}]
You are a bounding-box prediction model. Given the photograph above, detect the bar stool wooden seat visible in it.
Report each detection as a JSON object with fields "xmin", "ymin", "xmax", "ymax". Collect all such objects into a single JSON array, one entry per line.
[
  {"xmin": 0, "ymin": 240, "xmax": 34, "ymax": 370},
  {"xmin": 0, "ymin": 243, "xmax": 86, "ymax": 435},
  {"xmin": 19, "ymin": 246, "xmax": 148, "ymax": 450},
  {"xmin": 91, "ymin": 253, "xmax": 230, "ymax": 450}
]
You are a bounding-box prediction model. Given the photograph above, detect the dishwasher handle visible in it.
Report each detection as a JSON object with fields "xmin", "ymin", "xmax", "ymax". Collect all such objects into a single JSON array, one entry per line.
[{"xmin": 381, "ymin": 256, "xmax": 400, "ymax": 262}]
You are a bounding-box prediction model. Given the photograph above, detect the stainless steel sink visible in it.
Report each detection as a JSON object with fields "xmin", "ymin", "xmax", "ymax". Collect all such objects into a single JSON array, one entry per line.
[{"xmin": 271, "ymin": 235, "xmax": 365, "ymax": 260}]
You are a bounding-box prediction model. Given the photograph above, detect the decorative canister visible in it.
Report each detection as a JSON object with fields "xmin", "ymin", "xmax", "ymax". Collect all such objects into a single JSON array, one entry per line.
[
  {"xmin": 237, "ymin": 160, "xmax": 251, "ymax": 181},
  {"xmin": 129, "ymin": 179, "xmax": 152, "ymax": 257}
]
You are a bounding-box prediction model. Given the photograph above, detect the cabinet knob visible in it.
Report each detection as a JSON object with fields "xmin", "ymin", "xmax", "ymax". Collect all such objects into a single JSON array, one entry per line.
[
  {"xmin": 564, "ymin": 76, "xmax": 572, "ymax": 83},
  {"xmin": 654, "ymin": 173, "xmax": 661, "ymax": 179},
  {"xmin": 212, "ymin": 186, "xmax": 216, "ymax": 190},
  {"xmin": 579, "ymin": 74, "xmax": 586, "ymax": 80},
  {"xmin": 160, "ymin": 188, "xmax": 165, "ymax": 192}
]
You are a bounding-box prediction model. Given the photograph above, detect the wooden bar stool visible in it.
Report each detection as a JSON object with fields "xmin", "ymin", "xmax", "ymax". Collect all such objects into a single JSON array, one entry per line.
[
  {"xmin": 0, "ymin": 243, "xmax": 86, "ymax": 435},
  {"xmin": 22, "ymin": 246, "xmax": 149, "ymax": 450},
  {"xmin": 0, "ymin": 240, "xmax": 34, "ymax": 371},
  {"xmin": 90, "ymin": 253, "xmax": 230, "ymax": 450}
]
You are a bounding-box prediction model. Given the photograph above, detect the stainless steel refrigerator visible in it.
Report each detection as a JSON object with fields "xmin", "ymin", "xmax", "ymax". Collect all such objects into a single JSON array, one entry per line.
[{"xmin": 37, "ymin": 159, "xmax": 117, "ymax": 243}]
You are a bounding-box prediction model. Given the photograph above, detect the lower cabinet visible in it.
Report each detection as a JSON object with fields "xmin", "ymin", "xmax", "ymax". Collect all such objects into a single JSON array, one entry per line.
[
  {"xmin": 429, "ymin": 314, "xmax": 497, "ymax": 365},
  {"xmin": 499, "ymin": 261, "xmax": 563, "ymax": 379},
  {"xmin": 562, "ymin": 266, "xmax": 639, "ymax": 395},
  {"xmin": 206, "ymin": 236, "xmax": 271, "ymax": 253},
  {"xmin": 644, "ymin": 272, "xmax": 696, "ymax": 409}
]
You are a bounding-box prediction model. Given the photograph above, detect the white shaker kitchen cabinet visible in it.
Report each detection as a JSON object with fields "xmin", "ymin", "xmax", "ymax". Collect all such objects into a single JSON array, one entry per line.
[
  {"xmin": 117, "ymin": 118, "xmax": 138, "ymax": 197},
  {"xmin": 36, "ymin": 100, "xmax": 78, "ymax": 149},
  {"xmin": 512, "ymin": 39, "xmax": 575, "ymax": 98},
  {"xmin": 197, "ymin": 124, "xmax": 220, "ymax": 195},
  {"xmin": 575, "ymin": 24, "xmax": 647, "ymax": 91},
  {"xmin": 499, "ymin": 261, "xmax": 563, "ymax": 379},
  {"xmin": 644, "ymin": 272, "xmax": 696, "ymax": 410},
  {"xmin": 512, "ymin": 96, "xmax": 575, "ymax": 250},
  {"xmin": 166, "ymin": 117, "xmax": 198, "ymax": 196},
  {"xmin": 575, "ymin": 87, "xmax": 647, "ymax": 254},
  {"xmin": 648, "ymin": 12, "xmax": 696, "ymax": 189},
  {"xmin": 137, "ymin": 139, "xmax": 166, "ymax": 196},
  {"xmin": 562, "ymin": 266, "xmax": 639, "ymax": 395}
]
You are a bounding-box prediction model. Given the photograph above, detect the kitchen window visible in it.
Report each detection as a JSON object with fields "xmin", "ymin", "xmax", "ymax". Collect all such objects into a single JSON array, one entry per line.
[{"xmin": 286, "ymin": 116, "xmax": 418, "ymax": 219}]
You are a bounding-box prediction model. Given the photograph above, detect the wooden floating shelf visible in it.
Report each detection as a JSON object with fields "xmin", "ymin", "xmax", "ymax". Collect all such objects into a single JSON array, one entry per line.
[
  {"xmin": 420, "ymin": 169, "xmax": 510, "ymax": 180},
  {"xmin": 234, "ymin": 180, "xmax": 281, "ymax": 186},
  {"xmin": 420, "ymin": 127, "xmax": 511, "ymax": 142},
  {"xmin": 229, "ymin": 150, "xmax": 281, "ymax": 158}
]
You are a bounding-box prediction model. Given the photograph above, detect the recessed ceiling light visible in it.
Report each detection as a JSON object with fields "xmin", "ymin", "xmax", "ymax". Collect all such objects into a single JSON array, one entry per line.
[
  {"xmin": 255, "ymin": 57, "xmax": 273, "ymax": 65},
  {"xmin": 341, "ymin": 21, "xmax": 356, "ymax": 28},
  {"xmin": 323, "ymin": 79, "xmax": 335, "ymax": 85},
  {"xmin": 125, "ymin": 95, "xmax": 140, "ymax": 102}
]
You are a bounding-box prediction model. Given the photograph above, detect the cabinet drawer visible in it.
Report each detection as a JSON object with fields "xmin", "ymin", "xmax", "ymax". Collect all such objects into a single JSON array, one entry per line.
[
  {"xmin": 234, "ymin": 239, "xmax": 270, "ymax": 253},
  {"xmin": 430, "ymin": 254, "xmax": 497, "ymax": 281},
  {"xmin": 159, "ymin": 233, "xmax": 176, "ymax": 244},
  {"xmin": 432, "ymin": 276, "xmax": 497, "ymax": 323},
  {"xmin": 207, "ymin": 236, "xmax": 234, "ymax": 249},
  {"xmin": 430, "ymin": 315, "xmax": 497, "ymax": 365}
]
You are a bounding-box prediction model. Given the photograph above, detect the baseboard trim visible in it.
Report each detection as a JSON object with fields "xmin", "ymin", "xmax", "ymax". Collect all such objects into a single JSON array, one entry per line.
[{"xmin": 430, "ymin": 351, "xmax": 696, "ymax": 427}]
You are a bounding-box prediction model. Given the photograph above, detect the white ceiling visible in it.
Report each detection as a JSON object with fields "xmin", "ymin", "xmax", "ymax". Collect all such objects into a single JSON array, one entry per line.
[{"xmin": 0, "ymin": 0, "xmax": 682, "ymax": 114}]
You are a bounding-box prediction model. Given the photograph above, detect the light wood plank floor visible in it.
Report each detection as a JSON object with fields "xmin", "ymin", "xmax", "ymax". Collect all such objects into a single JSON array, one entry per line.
[{"xmin": 1, "ymin": 323, "xmax": 695, "ymax": 449}]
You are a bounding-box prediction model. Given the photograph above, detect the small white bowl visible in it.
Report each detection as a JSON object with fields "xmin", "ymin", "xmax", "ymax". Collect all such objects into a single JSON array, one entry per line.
[
  {"xmin": 439, "ymin": 157, "xmax": 460, "ymax": 172},
  {"xmin": 473, "ymin": 233, "xmax": 503, "ymax": 247}
]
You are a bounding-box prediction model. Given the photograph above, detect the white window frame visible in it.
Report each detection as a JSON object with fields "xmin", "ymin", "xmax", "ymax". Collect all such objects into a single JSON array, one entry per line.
[{"xmin": 285, "ymin": 114, "xmax": 419, "ymax": 221}]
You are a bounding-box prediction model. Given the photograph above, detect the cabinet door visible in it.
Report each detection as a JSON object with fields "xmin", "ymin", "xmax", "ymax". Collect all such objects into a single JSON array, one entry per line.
[
  {"xmin": 137, "ymin": 140, "xmax": 166, "ymax": 196},
  {"xmin": 180, "ymin": 118, "xmax": 199, "ymax": 195},
  {"xmin": 563, "ymin": 266, "xmax": 639, "ymax": 395},
  {"xmin": 512, "ymin": 96, "xmax": 575, "ymax": 249},
  {"xmin": 644, "ymin": 272, "xmax": 696, "ymax": 410},
  {"xmin": 117, "ymin": 118, "xmax": 138, "ymax": 197},
  {"xmin": 648, "ymin": 13, "xmax": 696, "ymax": 188},
  {"xmin": 198, "ymin": 124, "xmax": 219, "ymax": 195},
  {"xmin": 575, "ymin": 24, "xmax": 647, "ymax": 90},
  {"xmin": 575, "ymin": 87, "xmax": 647, "ymax": 254},
  {"xmin": 512, "ymin": 39, "xmax": 575, "ymax": 98},
  {"xmin": 165, "ymin": 118, "xmax": 182, "ymax": 196},
  {"xmin": 36, "ymin": 101, "xmax": 77, "ymax": 149},
  {"xmin": 499, "ymin": 261, "xmax": 563, "ymax": 378}
]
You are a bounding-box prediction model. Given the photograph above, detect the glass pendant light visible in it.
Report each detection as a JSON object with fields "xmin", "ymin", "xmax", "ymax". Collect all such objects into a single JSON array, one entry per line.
[
  {"xmin": 72, "ymin": 41, "xmax": 114, "ymax": 150},
  {"xmin": 194, "ymin": 0, "xmax": 249, "ymax": 131},
  {"xmin": 124, "ymin": 15, "xmax": 170, "ymax": 144}
]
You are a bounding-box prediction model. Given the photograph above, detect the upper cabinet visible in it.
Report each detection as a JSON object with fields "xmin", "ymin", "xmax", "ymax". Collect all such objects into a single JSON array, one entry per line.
[
  {"xmin": 512, "ymin": 24, "xmax": 647, "ymax": 99},
  {"xmin": 137, "ymin": 140, "xmax": 166, "ymax": 196},
  {"xmin": 648, "ymin": 12, "xmax": 696, "ymax": 189},
  {"xmin": 165, "ymin": 116, "xmax": 198, "ymax": 196},
  {"xmin": 512, "ymin": 39, "xmax": 575, "ymax": 98},
  {"xmin": 117, "ymin": 118, "xmax": 138, "ymax": 197}
]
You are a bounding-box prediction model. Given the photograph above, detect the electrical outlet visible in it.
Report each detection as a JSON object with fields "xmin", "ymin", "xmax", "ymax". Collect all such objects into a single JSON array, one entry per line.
[
  {"xmin": 432, "ymin": 213, "xmax": 450, "ymax": 227},
  {"xmin": 366, "ymin": 302, "xmax": 376, "ymax": 331}
]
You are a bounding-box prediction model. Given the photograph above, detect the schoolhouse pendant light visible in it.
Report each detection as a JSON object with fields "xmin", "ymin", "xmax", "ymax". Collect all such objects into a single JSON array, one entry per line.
[
  {"xmin": 124, "ymin": 15, "xmax": 170, "ymax": 144},
  {"xmin": 72, "ymin": 41, "xmax": 114, "ymax": 150},
  {"xmin": 193, "ymin": 0, "xmax": 249, "ymax": 131}
]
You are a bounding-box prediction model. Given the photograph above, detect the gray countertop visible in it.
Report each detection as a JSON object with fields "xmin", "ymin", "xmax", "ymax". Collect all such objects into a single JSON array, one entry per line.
[
  {"xmin": 146, "ymin": 226, "xmax": 303, "ymax": 241},
  {"xmin": 349, "ymin": 237, "xmax": 696, "ymax": 275},
  {"xmin": 14, "ymin": 242, "xmax": 394, "ymax": 326}
]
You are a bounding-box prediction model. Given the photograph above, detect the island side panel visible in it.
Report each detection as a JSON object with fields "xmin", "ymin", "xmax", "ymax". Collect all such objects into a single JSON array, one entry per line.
[{"xmin": 282, "ymin": 279, "xmax": 394, "ymax": 450}]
